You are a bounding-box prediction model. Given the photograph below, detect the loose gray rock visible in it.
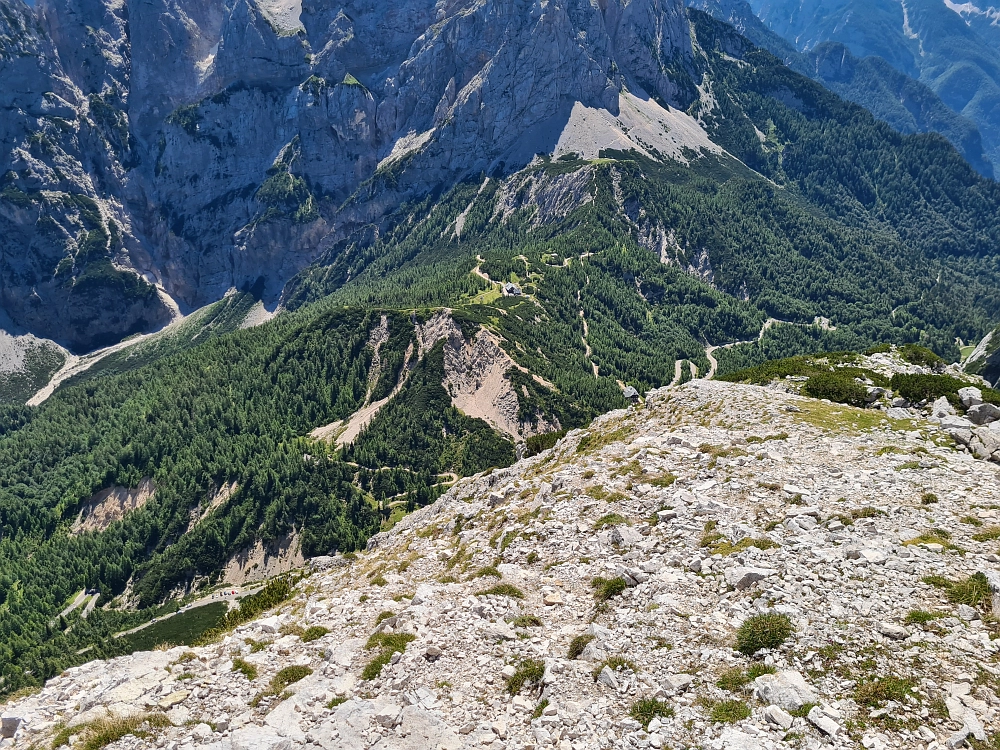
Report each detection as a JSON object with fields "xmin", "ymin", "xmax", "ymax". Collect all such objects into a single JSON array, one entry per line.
[{"xmin": 754, "ymin": 671, "xmax": 819, "ymax": 711}]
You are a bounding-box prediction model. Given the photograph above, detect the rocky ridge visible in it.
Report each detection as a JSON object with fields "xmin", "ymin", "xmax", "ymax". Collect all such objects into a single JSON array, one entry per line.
[{"xmin": 4, "ymin": 378, "xmax": 1000, "ymax": 750}]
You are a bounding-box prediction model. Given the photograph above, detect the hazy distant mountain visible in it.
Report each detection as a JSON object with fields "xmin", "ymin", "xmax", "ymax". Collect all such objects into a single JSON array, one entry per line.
[
  {"xmin": 689, "ymin": 0, "xmax": 994, "ymax": 176},
  {"xmin": 744, "ymin": 0, "xmax": 1000, "ymax": 171}
]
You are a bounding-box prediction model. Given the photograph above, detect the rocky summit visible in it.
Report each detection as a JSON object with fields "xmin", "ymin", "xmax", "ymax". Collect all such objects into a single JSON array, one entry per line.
[{"xmin": 4, "ymin": 378, "xmax": 1000, "ymax": 750}]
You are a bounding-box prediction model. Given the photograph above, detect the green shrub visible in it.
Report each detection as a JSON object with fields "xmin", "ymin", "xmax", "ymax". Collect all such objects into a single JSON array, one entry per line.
[
  {"xmin": 232, "ymin": 657, "xmax": 257, "ymax": 680},
  {"xmin": 301, "ymin": 626, "xmax": 329, "ymax": 643},
  {"xmin": 921, "ymin": 493, "xmax": 939, "ymax": 505},
  {"xmin": 476, "ymin": 584, "xmax": 524, "ymax": 599},
  {"xmin": 735, "ymin": 613, "xmax": 793, "ymax": 655},
  {"xmin": 710, "ymin": 699, "xmax": 751, "ymax": 723},
  {"xmin": 591, "ymin": 576, "xmax": 627, "ymax": 602},
  {"xmin": 201, "ymin": 577, "xmax": 292, "ymax": 641},
  {"xmin": 526, "ymin": 551, "xmax": 539, "ymax": 564},
  {"xmin": 899, "ymin": 344, "xmax": 945, "ymax": 369},
  {"xmin": 327, "ymin": 696, "xmax": 347, "ymax": 709},
  {"xmin": 889, "ymin": 373, "xmax": 970, "ymax": 406},
  {"xmin": 474, "ymin": 565, "xmax": 502, "ymax": 578},
  {"xmin": 629, "ymin": 698, "xmax": 674, "ymax": 729},
  {"xmin": 506, "ymin": 659, "xmax": 545, "ymax": 695},
  {"xmin": 803, "ymin": 372, "xmax": 868, "ymax": 406},
  {"xmin": 526, "ymin": 430, "xmax": 566, "ymax": 457},
  {"xmin": 567, "ymin": 634, "xmax": 594, "ymax": 659}
]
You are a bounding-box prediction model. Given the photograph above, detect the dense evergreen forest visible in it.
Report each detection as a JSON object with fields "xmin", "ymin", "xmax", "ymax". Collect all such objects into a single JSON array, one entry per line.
[{"xmin": 4, "ymin": 10, "xmax": 1000, "ymax": 696}]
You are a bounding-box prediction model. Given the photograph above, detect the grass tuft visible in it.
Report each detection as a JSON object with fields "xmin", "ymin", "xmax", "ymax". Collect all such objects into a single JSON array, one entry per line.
[
  {"xmin": 506, "ymin": 659, "xmax": 545, "ymax": 695},
  {"xmin": 301, "ymin": 626, "xmax": 329, "ymax": 643},
  {"xmin": 510, "ymin": 614, "xmax": 543, "ymax": 628},
  {"xmin": 361, "ymin": 632, "xmax": 416, "ymax": 681},
  {"xmin": 735, "ymin": 613, "xmax": 793, "ymax": 656},
  {"xmin": 629, "ymin": 698, "xmax": 674, "ymax": 729},
  {"xmin": 710, "ymin": 699, "xmax": 751, "ymax": 724},
  {"xmin": 854, "ymin": 677, "xmax": 915, "ymax": 707},
  {"xmin": 476, "ymin": 583, "xmax": 525, "ymax": 599},
  {"xmin": 591, "ymin": 576, "xmax": 627, "ymax": 602},
  {"xmin": 232, "ymin": 657, "xmax": 257, "ymax": 680},
  {"xmin": 591, "ymin": 656, "xmax": 637, "ymax": 681},
  {"xmin": 567, "ymin": 634, "xmax": 595, "ymax": 660}
]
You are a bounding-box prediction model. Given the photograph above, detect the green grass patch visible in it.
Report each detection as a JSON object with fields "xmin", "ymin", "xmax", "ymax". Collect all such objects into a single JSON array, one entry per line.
[
  {"xmin": 506, "ymin": 659, "xmax": 545, "ymax": 695},
  {"xmin": 905, "ymin": 609, "xmax": 947, "ymax": 625},
  {"xmin": 593, "ymin": 513, "xmax": 629, "ymax": 530},
  {"xmin": 904, "ymin": 528, "xmax": 961, "ymax": 551},
  {"xmin": 973, "ymin": 526, "xmax": 1000, "ymax": 542},
  {"xmin": 477, "ymin": 583, "xmax": 525, "ymax": 599},
  {"xmin": 232, "ymin": 658, "xmax": 257, "ymax": 680},
  {"xmin": 474, "ymin": 565, "xmax": 502, "ymax": 578},
  {"xmin": 591, "ymin": 576, "xmax": 627, "ymax": 602},
  {"xmin": 854, "ymin": 677, "xmax": 915, "ymax": 707},
  {"xmin": 510, "ymin": 614, "xmax": 543, "ymax": 628},
  {"xmin": 250, "ymin": 665, "xmax": 314, "ymax": 706},
  {"xmin": 567, "ymin": 634, "xmax": 594, "ymax": 659},
  {"xmin": 710, "ymin": 699, "xmax": 751, "ymax": 724},
  {"xmin": 301, "ymin": 626, "xmax": 329, "ymax": 643},
  {"xmin": 735, "ymin": 613, "xmax": 793, "ymax": 656},
  {"xmin": 362, "ymin": 632, "xmax": 416, "ymax": 681},
  {"xmin": 592, "ymin": 656, "xmax": 638, "ymax": 681},
  {"xmin": 52, "ymin": 713, "xmax": 173, "ymax": 750},
  {"xmin": 629, "ymin": 698, "xmax": 674, "ymax": 729},
  {"xmin": 716, "ymin": 663, "xmax": 776, "ymax": 692}
]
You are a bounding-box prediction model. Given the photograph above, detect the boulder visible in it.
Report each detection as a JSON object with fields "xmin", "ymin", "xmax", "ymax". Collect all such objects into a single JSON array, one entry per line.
[
  {"xmin": 959, "ymin": 387, "xmax": 984, "ymax": 408},
  {"xmin": 968, "ymin": 402, "xmax": 1000, "ymax": 425},
  {"xmin": 0, "ymin": 717, "xmax": 21, "ymax": 739},
  {"xmin": 753, "ymin": 671, "xmax": 819, "ymax": 711},
  {"xmin": 932, "ymin": 396, "xmax": 956, "ymax": 418}
]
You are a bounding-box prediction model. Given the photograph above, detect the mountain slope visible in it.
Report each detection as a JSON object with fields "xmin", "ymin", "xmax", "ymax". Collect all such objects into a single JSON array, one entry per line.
[
  {"xmin": 4, "ymin": 378, "xmax": 1000, "ymax": 750},
  {"xmin": 745, "ymin": 0, "xmax": 1000, "ymax": 171},
  {"xmin": 6, "ymin": 1, "xmax": 1000, "ymax": 700},
  {"xmin": 688, "ymin": 0, "xmax": 994, "ymax": 176}
]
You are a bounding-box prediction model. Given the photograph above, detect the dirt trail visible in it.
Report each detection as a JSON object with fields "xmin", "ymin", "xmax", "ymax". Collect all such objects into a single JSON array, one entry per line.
[{"xmin": 702, "ymin": 317, "xmax": 804, "ymax": 380}]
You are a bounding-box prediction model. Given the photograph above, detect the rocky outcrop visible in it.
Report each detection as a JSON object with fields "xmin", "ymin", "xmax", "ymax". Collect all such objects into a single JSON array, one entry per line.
[{"xmin": 5, "ymin": 379, "xmax": 1000, "ymax": 749}]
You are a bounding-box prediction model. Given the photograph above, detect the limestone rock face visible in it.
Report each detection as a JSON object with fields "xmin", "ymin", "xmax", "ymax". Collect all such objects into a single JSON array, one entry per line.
[{"xmin": 0, "ymin": 0, "xmax": 695, "ymax": 349}]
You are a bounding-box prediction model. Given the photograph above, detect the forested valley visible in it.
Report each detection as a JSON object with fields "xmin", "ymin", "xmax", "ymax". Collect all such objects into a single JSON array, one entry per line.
[{"xmin": 4, "ymin": 10, "xmax": 1000, "ymax": 697}]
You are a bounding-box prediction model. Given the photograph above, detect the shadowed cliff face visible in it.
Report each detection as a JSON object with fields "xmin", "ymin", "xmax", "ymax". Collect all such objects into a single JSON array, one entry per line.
[{"xmin": 0, "ymin": 0, "xmax": 696, "ymax": 349}]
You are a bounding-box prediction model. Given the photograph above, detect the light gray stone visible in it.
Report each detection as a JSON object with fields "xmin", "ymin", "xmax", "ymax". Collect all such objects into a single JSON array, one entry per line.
[
  {"xmin": 959, "ymin": 387, "xmax": 984, "ymax": 408},
  {"xmin": 724, "ymin": 566, "xmax": 777, "ymax": 590},
  {"xmin": 807, "ymin": 706, "xmax": 842, "ymax": 736},
  {"xmin": 763, "ymin": 705, "xmax": 793, "ymax": 730},
  {"xmin": 753, "ymin": 671, "xmax": 818, "ymax": 711},
  {"xmin": 876, "ymin": 621, "xmax": 910, "ymax": 640}
]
